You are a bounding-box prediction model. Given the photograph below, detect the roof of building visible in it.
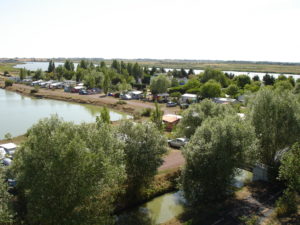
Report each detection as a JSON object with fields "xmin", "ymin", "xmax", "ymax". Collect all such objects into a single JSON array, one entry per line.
[
  {"xmin": 162, "ymin": 114, "xmax": 182, "ymax": 123},
  {"xmin": 182, "ymin": 93, "xmax": 197, "ymax": 98},
  {"xmin": 0, "ymin": 143, "xmax": 17, "ymax": 150}
]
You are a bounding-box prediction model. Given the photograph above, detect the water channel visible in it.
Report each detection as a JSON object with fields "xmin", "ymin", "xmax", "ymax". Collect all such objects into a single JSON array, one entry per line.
[{"xmin": 118, "ymin": 169, "xmax": 252, "ymax": 225}]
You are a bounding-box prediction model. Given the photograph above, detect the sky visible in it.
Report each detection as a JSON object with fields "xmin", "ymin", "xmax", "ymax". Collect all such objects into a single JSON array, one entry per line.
[{"xmin": 0, "ymin": 0, "xmax": 300, "ymax": 62}]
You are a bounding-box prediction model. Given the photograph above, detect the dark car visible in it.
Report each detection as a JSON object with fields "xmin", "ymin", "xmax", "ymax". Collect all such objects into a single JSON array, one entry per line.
[
  {"xmin": 79, "ymin": 89, "xmax": 88, "ymax": 95},
  {"xmin": 179, "ymin": 103, "xmax": 189, "ymax": 109},
  {"xmin": 168, "ymin": 138, "xmax": 188, "ymax": 148},
  {"xmin": 1, "ymin": 158, "xmax": 12, "ymax": 166},
  {"xmin": 166, "ymin": 101, "xmax": 177, "ymax": 107}
]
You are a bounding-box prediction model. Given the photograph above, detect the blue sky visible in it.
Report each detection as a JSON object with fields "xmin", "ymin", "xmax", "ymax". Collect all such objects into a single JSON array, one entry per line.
[{"xmin": 0, "ymin": 0, "xmax": 300, "ymax": 62}]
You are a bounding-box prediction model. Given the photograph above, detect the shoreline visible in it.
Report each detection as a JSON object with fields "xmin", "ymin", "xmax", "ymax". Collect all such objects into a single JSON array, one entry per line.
[{"xmin": 0, "ymin": 80, "xmax": 179, "ymax": 115}]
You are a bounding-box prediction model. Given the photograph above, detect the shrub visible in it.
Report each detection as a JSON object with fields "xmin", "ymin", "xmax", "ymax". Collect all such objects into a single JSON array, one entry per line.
[
  {"xmin": 275, "ymin": 190, "xmax": 297, "ymax": 217},
  {"xmin": 4, "ymin": 79, "xmax": 13, "ymax": 87},
  {"xmin": 30, "ymin": 86, "xmax": 39, "ymax": 94},
  {"xmin": 116, "ymin": 100, "xmax": 127, "ymax": 105},
  {"xmin": 133, "ymin": 112, "xmax": 142, "ymax": 120},
  {"xmin": 141, "ymin": 108, "xmax": 152, "ymax": 117}
]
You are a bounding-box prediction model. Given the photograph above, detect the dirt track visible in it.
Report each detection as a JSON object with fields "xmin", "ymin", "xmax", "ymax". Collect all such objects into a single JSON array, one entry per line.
[{"xmin": 159, "ymin": 149, "xmax": 185, "ymax": 171}]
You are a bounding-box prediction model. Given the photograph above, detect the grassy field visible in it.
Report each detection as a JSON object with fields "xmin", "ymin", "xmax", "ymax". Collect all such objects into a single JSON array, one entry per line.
[
  {"xmin": 0, "ymin": 62, "xmax": 20, "ymax": 74},
  {"xmin": 86, "ymin": 60, "xmax": 300, "ymax": 74},
  {"xmin": 3, "ymin": 59, "xmax": 300, "ymax": 75},
  {"xmin": 134, "ymin": 61, "xmax": 300, "ymax": 74}
]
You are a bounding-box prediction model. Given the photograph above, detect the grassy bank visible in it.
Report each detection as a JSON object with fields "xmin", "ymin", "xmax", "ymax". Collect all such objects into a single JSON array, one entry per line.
[
  {"xmin": 0, "ymin": 135, "xmax": 27, "ymax": 145},
  {"xmin": 0, "ymin": 62, "xmax": 19, "ymax": 74}
]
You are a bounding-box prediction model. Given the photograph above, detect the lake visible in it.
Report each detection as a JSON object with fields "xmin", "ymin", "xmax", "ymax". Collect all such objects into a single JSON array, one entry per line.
[
  {"xmin": 14, "ymin": 62, "xmax": 300, "ymax": 80},
  {"xmin": 0, "ymin": 89, "xmax": 128, "ymax": 139}
]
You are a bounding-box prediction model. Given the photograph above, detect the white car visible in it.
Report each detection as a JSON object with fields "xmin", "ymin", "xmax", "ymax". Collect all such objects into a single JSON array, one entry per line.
[{"xmin": 168, "ymin": 138, "xmax": 188, "ymax": 149}]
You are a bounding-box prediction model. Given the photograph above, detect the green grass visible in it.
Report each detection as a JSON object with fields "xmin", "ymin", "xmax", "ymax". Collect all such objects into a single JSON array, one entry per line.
[{"xmin": 0, "ymin": 62, "xmax": 20, "ymax": 74}]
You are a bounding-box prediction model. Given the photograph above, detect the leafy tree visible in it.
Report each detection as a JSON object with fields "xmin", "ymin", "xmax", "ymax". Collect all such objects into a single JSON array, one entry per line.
[
  {"xmin": 100, "ymin": 61, "xmax": 106, "ymax": 68},
  {"xmin": 12, "ymin": 116, "xmax": 125, "ymax": 225},
  {"xmin": 33, "ymin": 69, "xmax": 44, "ymax": 80},
  {"xmin": 78, "ymin": 60, "xmax": 89, "ymax": 70},
  {"xmin": 47, "ymin": 60, "xmax": 55, "ymax": 73},
  {"xmin": 274, "ymin": 80, "xmax": 293, "ymax": 91},
  {"xmin": 262, "ymin": 74, "xmax": 275, "ymax": 85},
  {"xmin": 150, "ymin": 67, "xmax": 157, "ymax": 75},
  {"xmin": 171, "ymin": 78, "xmax": 179, "ymax": 87},
  {"xmin": 4, "ymin": 80, "xmax": 13, "ymax": 87},
  {"xmin": 111, "ymin": 60, "xmax": 121, "ymax": 73},
  {"xmin": 0, "ymin": 167, "xmax": 13, "ymax": 224},
  {"xmin": 84, "ymin": 74, "xmax": 96, "ymax": 89},
  {"xmin": 277, "ymin": 143, "xmax": 300, "ymax": 215},
  {"xmin": 277, "ymin": 74, "xmax": 287, "ymax": 82},
  {"xmin": 117, "ymin": 80, "xmax": 132, "ymax": 93},
  {"xmin": 182, "ymin": 115, "xmax": 257, "ymax": 205},
  {"xmin": 55, "ymin": 65, "xmax": 64, "ymax": 81},
  {"xmin": 248, "ymin": 88, "xmax": 300, "ymax": 172},
  {"xmin": 19, "ymin": 68, "xmax": 28, "ymax": 80},
  {"xmin": 63, "ymin": 70, "xmax": 75, "ymax": 80},
  {"xmin": 278, "ymin": 143, "xmax": 300, "ymax": 192},
  {"xmin": 75, "ymin": 68, "xmax": 85, "ymax": 82},
  {"xmin": 151, "ymin": 102, "xmax": 163, "ymax": 130},
  {"xmin": 184, "ymin": 78, "xmax": 201, "ymax": 90},
  {"xmin": 103, "ymin": 73, "xmax": 111, "ymax": 94},
  {"xmin": 180, "ymin": 68, "xmax": 188, "ymax": 77},
  {"xmin": 244, "ymin": 82, "xmax": 261, "ymax": 93},
  {"xmin": 200, "ymin": 80, "xmax": 222, "ymax": 98},
  {"xmin": 252, "ymin": 75, "xmax": 260, "ymax": 81},
  {"xmin": 234, "ymin": 75, "xmax": 251, "ymax": 88},
  {"xmin": 200, "ymin": 68, "xmax": 229, "ymax": 87},
  {"xmin": 132, "ymin": 63, "xmax": 143, "ymax": 82},
  {"xmin": 293, "ymin": 82, "xmax": 300, "ymax": 94},
  {"xmin": 150, "ymin": 75, "xmax": 171, "ymax": 95},
  {"xmin": 176, "ymin": 99, "xmax": 234, "ymax": 138},
  {"xmin": 96, "ymin": 107, "xmax": 110, "ymax": 124},
  {"xmin": 226, "ymin": 84, "xmax": 239, "ymax": 97},
  {"xmin": 64, "ymin": 60, "xmax": 75, "ymax": 71},
  {"xmin": 117, "ymin": 121, "xmax": 167, "ymax": 195},
  {"xmin": 188, "ymin": 69, "xmax": 195, "ymax": 75},
  {"xmin": 288, "ymin": 76, "xmax": 295, "ymax": 87}
]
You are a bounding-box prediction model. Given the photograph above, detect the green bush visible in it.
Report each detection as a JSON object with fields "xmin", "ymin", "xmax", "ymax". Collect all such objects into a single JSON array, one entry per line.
[
  {"xmin": 30, "ymin": 86, "xmax": 39, "ymax": 94},
  {"xmin": 4, "ymin": 79, "xmax": 13, "ymax": 87},
  {"xmin": 275, "ymin": 190, "xmax": 297, "ymax": 217},
  {"xmin": 116, "ymin": 100, "xmax": 127, "ymax": 105},
  {"xmin": 141, "ymin": 108, "xmax": 152, "ymax": 117}
]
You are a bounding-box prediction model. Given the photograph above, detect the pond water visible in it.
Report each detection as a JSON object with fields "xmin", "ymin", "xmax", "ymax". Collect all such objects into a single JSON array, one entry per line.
[
  {"xmin": 118, "ymin": 169, "xmax": 252, "ymax": 225},
  {"xmin": 14, "ymin": 62, "xmax": 78, "ymax": 71},
  {"xmin": 0, "ymin": 88, "xmax": 128, "ymax": 139}
]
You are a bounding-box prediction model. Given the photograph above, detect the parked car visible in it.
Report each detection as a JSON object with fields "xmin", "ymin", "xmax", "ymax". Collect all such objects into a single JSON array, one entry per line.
[
  {"xmin": 168, "ymin": 138, "xmax": 188, "ymax": 148},
  {"xmin": 79, "ymin": 89, "xmax": 88, "ymax": 95},
  {"xmin": 166, "ymin": 101, "xmax": 177, "ymax": 107},
  {"xmin": 179, "ymin": 103, "xmax": 189, "ymax": 109},
  {"xmin": 120, "ymin": 94, "xmax": 132, "ymax": 100},
  {"xmin": 1, "ymin": 158, "xmax": 12, "ymax": 166}
]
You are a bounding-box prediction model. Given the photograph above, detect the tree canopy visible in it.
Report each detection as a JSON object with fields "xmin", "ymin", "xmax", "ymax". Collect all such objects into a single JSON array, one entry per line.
[
  {"xmin": 176, "ymin": 99, "xmax": 234, "ymax": 138},
  {"xmin": 117, "ymin": 120, "xmax": 167, "ymax": 195},
  {"xmin": 12, "ymin": 116, "xmax": 126, "ymax": 225},
  {"xmin": 248, "ymin": 88, "xmax": 300, "ymax": 170},
  {"xmin": 182, "ymin": 115, "xmax": 257, "ymax": 205},
  {"xmin": 150, "ymin": 75, "xmax": 171, "ymax": 95}
]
